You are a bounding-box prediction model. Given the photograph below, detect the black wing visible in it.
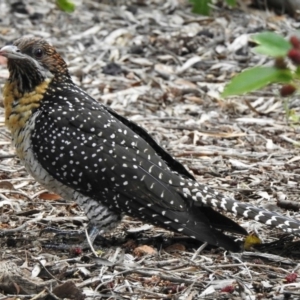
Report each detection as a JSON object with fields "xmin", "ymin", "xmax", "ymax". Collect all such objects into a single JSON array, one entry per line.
[{"xmin": 105, "ymin": 107, "xmax": 195, "ymax": 180}]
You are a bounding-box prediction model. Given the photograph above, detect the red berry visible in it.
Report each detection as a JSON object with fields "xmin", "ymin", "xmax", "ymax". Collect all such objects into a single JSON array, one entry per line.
[
  {"xmin": 285, "ymin": 273, "xmax": 297, "ymax": 283},
  {"xmin": 288, "ymin": 49, "xmax": 300, "ymax": 65},
  {"xmin": 221, "ymin": 285, "xmax": 235, "ymax": 293},
  {"xmin": 280, "ymin": 85, "xmax": 296, "ymax": 97},
  {"xmin": 290, "ymin": 36, "xmax": 300, "ymax": 49},
  {"xmin": 71, "ymin": 247, "xmax": 82, "ymax": 256}
]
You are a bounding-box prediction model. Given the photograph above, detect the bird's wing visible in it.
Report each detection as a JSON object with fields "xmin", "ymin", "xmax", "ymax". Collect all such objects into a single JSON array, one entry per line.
[
  {"xmin": 104, "ymin": 106, "xmax": 195, "ymax": 180},
  {"xmin": 31, "ymin": 94, "xmax": 191, "ymax": 212}
]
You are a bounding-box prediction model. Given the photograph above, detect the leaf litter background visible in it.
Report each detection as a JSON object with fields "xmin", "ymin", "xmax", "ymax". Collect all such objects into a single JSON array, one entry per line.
[{"xmin": 0, "ymin": 0, "xmax": 300, "ymax": 299}]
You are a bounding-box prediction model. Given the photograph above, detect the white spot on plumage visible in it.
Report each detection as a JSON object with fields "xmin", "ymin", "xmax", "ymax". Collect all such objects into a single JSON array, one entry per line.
[{"xmin": 182, "ymin": 188, "xmax": 191, "ymax": 196}]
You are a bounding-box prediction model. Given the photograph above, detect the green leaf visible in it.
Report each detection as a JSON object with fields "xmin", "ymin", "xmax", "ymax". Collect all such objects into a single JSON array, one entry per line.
[
  {"xmin": 252, "ymin": 32, "xmax": 291, "ymax": 57},
  {"xmin": 222, "ymin": 66, "xmax": 293, "ymax": 97},
  {"xmin": 56, "ymin": 0, "xmax": 75, "ymax": 13},
  {"xmin": 295, "ymin": 66, "xmax": 300, "ymax": 77},
  {"xmin": 226, "ymin": 0, "xmax": 236, "ymax": 6},
  {"xmin": 189, "ymin": 0, "xmax": 211, "ymax": 15},
  {"xmin": 289, "ymin": 110, "xmax": 300, "ymax": 123}
]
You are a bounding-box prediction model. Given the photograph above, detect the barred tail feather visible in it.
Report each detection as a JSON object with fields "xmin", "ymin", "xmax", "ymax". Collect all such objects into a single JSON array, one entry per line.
[{"xmin": 196, "ymin": 187, "xmax": 300, "ymax": 235}]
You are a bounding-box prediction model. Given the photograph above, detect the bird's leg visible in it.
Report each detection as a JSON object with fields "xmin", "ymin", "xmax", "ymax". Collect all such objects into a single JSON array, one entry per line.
[
  {"xmin": 85, "ymin": 223, "xmax": 101, "ymax": 245},
  {"xmin": 40, "ymin": 226, "xmax": 83, "ymax": 239},
  {"xmin": 40, "ymin": 223, "xmax": 101, "ymax": 251}
]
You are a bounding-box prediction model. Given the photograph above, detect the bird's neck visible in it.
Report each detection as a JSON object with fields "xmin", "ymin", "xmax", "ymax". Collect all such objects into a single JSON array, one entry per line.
[
  {"xmin": 7, "ymin": 61, "xmax": 49, "ymax": 94},
  {"xmin": 3, "ymin": 79, "xmax": 51, "ymax": 134}
]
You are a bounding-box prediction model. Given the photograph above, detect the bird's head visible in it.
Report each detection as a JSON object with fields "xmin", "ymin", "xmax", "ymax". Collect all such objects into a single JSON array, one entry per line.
[{"xmin": 0, "ymin": 37, "xmax": 70, "ymax": 94}]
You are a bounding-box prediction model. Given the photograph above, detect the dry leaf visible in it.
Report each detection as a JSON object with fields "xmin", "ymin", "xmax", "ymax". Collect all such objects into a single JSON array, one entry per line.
[
  {"xmin": 133, "ymin": 245, "xmax": 157, "ymax": 257},
  {"xmin": 165, "ymin": 243, "xmax": 186, "ymax": 252},
  {"xmin": 0, "ymin": 181, "xmax": 14, "ymax": 189},
  {"xmin": 38, "ymin": 192, "xmax": 62, "ymax": 200},
  {"xmin": 52, "ymin": 281, "xmax": 84, "ymax": 300},
  {"xmin": 0, "ymin": 56, "xmax": 7, "ymax": 65}
]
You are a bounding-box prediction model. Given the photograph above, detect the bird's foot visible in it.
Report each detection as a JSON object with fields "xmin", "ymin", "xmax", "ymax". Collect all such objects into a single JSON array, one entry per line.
[{"xmin": 40, "ymin": 225, "xmax": 100, "ymax": 252}]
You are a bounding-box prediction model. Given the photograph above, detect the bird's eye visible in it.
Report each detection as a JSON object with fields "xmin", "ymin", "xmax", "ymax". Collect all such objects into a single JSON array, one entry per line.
[{"xmin": 34, "ymin": 48, "xmax": 44, "ymax": 58}]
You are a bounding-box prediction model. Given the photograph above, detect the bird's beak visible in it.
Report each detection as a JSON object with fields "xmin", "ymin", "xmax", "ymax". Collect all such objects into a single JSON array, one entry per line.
[{"xmin": 0, "ymin": 45, "xmax": 24, "ymax": 60}]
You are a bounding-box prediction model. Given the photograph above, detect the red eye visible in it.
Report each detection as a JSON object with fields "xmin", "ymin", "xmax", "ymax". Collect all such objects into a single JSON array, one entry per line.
[{"xmin": 34, "ymin": 48, "xmax": 43, "ymax": 58}]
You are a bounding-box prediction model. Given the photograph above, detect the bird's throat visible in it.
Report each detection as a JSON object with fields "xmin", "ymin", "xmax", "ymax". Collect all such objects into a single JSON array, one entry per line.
[{"xmin": 3, "ymin": 79, "xmax": 51, "ymax": 134}]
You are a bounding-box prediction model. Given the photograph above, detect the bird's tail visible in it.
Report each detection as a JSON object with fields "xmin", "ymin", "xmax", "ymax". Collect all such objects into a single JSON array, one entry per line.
[{"xmin": 195, "ymin": 185, "xmax": 300, "ymax": 235}]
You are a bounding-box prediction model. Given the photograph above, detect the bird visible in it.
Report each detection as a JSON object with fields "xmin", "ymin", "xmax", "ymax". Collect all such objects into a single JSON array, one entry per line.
[{"xmin": 1, "ymin": 36, "xmax": 300, "ymax": 252}]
